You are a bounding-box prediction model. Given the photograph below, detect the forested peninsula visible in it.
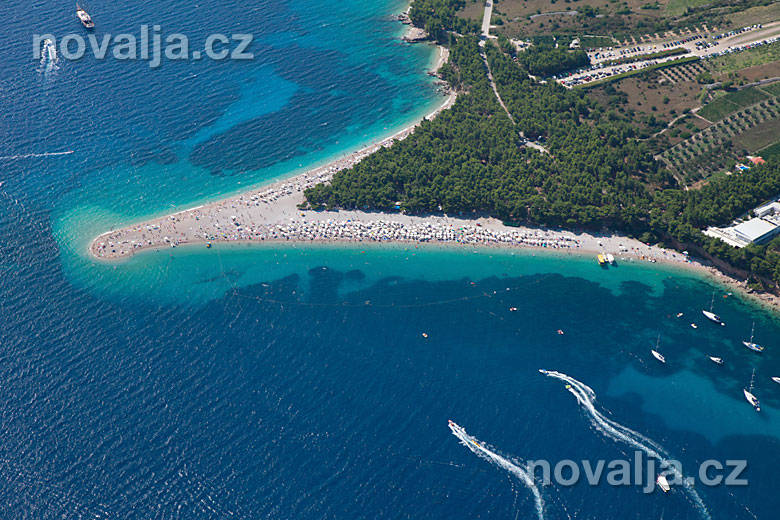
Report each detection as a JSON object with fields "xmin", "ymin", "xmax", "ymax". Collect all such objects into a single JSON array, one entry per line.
[{"xmin": 304, "ymin": 5, "xmax": 780, "ymax": 293}]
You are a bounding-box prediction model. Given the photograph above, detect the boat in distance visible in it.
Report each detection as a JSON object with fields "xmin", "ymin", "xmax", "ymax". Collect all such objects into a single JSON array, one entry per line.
[
  {"xmin": 772, "ymin": 377, "xmax": 780, "ymax": 385},
  {"xmin": 709, "ymin": 356, "xmax": 724, "ymax": 365},
  {"xmin": 656, "ymin": 475, "xmax": 671, "ymax": 492},
  {"xmin": 651, "ymin": 350, "xmax": 666, "ymax": 363},
  {"xmin": 76, "ymin": 5, "xmax": 95, "ymax": 29}
]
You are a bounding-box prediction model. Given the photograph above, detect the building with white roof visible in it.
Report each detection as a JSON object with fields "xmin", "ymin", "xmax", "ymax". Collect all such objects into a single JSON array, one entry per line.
[{"xmin": 733, "ymin": 217, "xmax": 780, "ymax": 245}]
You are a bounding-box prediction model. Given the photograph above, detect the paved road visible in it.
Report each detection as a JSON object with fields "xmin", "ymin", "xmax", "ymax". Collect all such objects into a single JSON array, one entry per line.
[{"xmin": 481, "ymin": 1, "xmax": 492, "ymax": 39}]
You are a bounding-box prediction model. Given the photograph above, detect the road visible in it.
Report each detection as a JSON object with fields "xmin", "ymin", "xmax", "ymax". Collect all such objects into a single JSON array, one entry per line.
[{"xmin": 481, "ymin": 1, "xmax": 492, "ymax": 39}]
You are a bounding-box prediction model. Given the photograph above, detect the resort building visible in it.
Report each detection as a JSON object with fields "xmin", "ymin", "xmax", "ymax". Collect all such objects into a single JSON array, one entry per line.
[{"xmin": 704, "ymin": 197, "xmax": 780, "ymax": 247}]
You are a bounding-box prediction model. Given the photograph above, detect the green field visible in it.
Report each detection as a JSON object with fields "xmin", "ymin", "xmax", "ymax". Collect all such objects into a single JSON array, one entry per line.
[
  {"xmin": 698, "ymin": 86, "xmax": 771, "ymax": 121},
  {"xmin": 760, "ymin": 141, "xmax": 780, "ymax": 160},
  {"xmin": 665, "ymin": 0, "xmax": 712, "ymax": 17},
  {"xmin": 761, "ymin": 81, "xmax": 780, "ymax": 97},
  {"xmin": 707, "ymin": 42, "xmax": 780, "ymax": 75}
]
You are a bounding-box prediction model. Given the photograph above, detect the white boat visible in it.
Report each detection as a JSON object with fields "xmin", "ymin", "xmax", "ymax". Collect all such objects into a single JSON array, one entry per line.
[
  {"xmin": 744, "ymin": 389, "xmax": 760, "ymax": 412},
  {"xmin": 656, "ymin": 474, "xmax": 671, "ymax": 492},
  {"xmin": 676, "ymin": 312, "xmax": 684, "ymax": 318},
  {"xmin": 651, "ymin": 334, "xmax": 665, "ymax": 363},
  {"xmin": 772, "ymin": 376, "xmax": 780, "ymax": 385},
  {"xmin": 606, "ymin": 253, "xmax": 616, "ymax": 265},
  {"xmin": 742, "ymin": 322, "xmax": 764, "ymax": 352},
  {"xmin": 691, "ymin": 323, "xmax": 698, "ymax": 329},
  {"xmin": 702, "ymin": 292, "xmax": 724, "ymax": 326},
  {"xmin": 709, "ymin": 356, "xmax": 723, "ymax": 365},
  {"xmin": 744, "ymin": 369, "xmax": 760, "ymax": 412}
]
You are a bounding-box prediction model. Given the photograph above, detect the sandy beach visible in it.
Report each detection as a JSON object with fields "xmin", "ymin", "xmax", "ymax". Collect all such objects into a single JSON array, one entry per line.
[{"xmin": 87, "ymin": 35, "xmax": 780, "ymax": 315}]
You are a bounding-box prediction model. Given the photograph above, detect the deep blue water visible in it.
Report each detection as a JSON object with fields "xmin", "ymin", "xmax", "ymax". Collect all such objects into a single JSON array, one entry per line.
[{"xmin": 2, "ymin": 1, "xmax": 780, "ymax": 518}]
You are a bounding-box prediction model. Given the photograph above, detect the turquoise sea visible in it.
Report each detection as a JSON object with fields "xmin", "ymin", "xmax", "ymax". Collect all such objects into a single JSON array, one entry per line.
[{"xmin": 2, "ymin": 0, "xmax": 779, "ymax": 517}]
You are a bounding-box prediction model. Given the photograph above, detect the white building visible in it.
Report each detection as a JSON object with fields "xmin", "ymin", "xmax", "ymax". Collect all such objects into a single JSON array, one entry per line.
[{"xmin": 733, "ymin": 217, "xmax": 780, "ymax": 245}]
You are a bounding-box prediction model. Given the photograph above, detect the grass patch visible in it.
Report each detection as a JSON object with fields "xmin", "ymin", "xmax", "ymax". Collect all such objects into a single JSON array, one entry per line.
[
  {"xmin": 734, "ymin": 117, "xmax": 780, "ymax": 151},
  {"xmin": 708, "ymin": 42, "xmax": 780, "ymax": 76},
  {"xmin": 759, "ymin": 141, "xmax": 780, "ymax": 160},
  {"xmin": 759, "ymin": 81, "xmax": 780, "ymax": 98},
  {"xmin": 698, "ymin": 86, "xmax": 771, "ymax": 121}
]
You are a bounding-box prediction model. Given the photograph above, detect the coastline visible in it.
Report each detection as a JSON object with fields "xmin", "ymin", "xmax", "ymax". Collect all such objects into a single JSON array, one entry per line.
[{"xmin": 84, "ymin": 18, "xmax": 780, "ymax": 317}]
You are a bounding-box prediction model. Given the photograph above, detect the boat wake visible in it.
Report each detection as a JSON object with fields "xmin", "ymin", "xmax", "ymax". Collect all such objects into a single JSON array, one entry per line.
[
  {"xmin": 39, "ymin": 38, "xmax": 59, "ymax": 75},
  {"xmin": 539, "ymin": 370, "xmax": 711, "ymax": 520},
  {"xmin": 0, "ymin": 151, "xmax": 74, "ymax": 161},
  {"xmin": 448, "ymin": 420, "xmax": 544, "ymax": 520}
]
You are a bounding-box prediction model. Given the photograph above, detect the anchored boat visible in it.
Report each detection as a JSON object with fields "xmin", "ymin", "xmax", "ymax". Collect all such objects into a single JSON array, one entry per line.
[
  {"xmin": 702, "ymin": 292, "xmax": 725, "ymax": 326},
  {"xmin": 76, "ymin": 4, "xmax": 95, "ymax": 29},
  {"xmin": 742, "ymin": 322, "xmax": 764, "ymax": 353}
]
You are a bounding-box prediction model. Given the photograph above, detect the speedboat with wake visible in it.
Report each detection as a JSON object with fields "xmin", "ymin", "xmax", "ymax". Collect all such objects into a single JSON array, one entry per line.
[
  {"xmin": 742, "ymin": 322, "xmax": 764, "ymax": 353},
  {"xmin": 702, "ymin": 292, "xmax": 724, "ymax": 326}
]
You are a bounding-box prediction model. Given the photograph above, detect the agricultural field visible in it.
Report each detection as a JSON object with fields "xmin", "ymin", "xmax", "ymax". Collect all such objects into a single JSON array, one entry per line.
[
  {"xmin": 706, "ymin": 41, "xmax": 780, "ymax": 79},
  {"xmin": 658, "ymin": 96, "xmax": 780, "ymax": 184},
  {"xmin": 698, "ymin": 82, "xmax": 780, "ymax": 121},
  {"xmin": 467, "ymin": 0, "xmax": 778, "ymax": 45},
  {"xmin": 587, "ymin": 61, "xmax": 708, "ymax": 138}
]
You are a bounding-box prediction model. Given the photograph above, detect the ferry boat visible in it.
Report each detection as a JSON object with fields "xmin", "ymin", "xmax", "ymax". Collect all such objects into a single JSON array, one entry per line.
[
  {"xmin": 76, "ymin": 5, "xmax": 95, "ymax": 29},
  {"xmin": 742, "ymin": 322, "xmax": 764, "ymax": 352}
]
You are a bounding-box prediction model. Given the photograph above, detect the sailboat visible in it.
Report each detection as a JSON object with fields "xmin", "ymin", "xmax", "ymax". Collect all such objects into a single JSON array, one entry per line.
[
  {"xmin": 651, "ymin": 334, "xmax": 666, "ymax": 364},
  {"xmin": 742, "ymin": 322, "xmax": 764, "ymax": 352},
  {"xmin": 744, "ymin": 368, "xmax": 760, "ymax": 412},
  {"xmin": 702, "ymin": 291, "xmax": 725, "ymax": 326}
]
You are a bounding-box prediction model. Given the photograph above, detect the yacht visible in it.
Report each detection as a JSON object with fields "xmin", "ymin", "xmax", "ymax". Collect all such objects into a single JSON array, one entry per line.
[
  {"xmin": 702, "ymin": 292, "xmax": 725, "ymax": 326},
  {"xmin": 709, "ymin": 356, "xmax": 724, "ymax": 365},
  {"xmin": 742, "ymin": 322, "xmax": 764, "ymax": 352},
  {"xmin": 744, "ymin": 369, "xmax": 760, "ymax": 412},
  {"xmin": 651, "ymin": 334, "xmax": 665, "ymax": 363},
  {"xmin": 76, "ymin": 4, "xmax": 95, "ymax": 29}
]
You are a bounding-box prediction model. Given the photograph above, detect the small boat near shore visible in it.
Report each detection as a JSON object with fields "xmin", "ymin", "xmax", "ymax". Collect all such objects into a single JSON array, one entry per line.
[
  {"xmin": 597, "ymin": 253, "xmax": 607, "ymax": 266},
  {"xmin": 702, "ymin": 292, "xmax": 725, "ymax": 326},
  {"xmin": 606, "ymin": 253, "xmax": 616, "ymax": 265},
  {"xmin": 656, "ymin": 474, "xmax": 671, "ymax": 492}
]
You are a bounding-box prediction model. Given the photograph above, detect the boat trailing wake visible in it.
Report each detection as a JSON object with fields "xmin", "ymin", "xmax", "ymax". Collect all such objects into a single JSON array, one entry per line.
[
  {"xmin": 0, "ymin": 151, "xmax": 74, "ymax": 161},
  {"xmin": 449, "ymin": 420, "xmax": 544, "ymax": 520},
  {"xmin": 539, "ymin": 369, "xmax": 711, "ymax": 520},
  {"xmin": 39, "ymin": 38, "xmax": 59, "ymax": 75}
]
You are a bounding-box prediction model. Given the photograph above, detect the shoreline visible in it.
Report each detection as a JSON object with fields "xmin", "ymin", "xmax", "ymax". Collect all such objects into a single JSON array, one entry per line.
[{"xmin": 85, "ymin": 19, "xmax": 780, "ymax": 317}]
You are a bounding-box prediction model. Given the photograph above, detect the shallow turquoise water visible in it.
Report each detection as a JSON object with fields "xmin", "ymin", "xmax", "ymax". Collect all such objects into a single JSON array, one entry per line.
[{"xmin": 2, "ymin": 0, "xmax": 780, "ymax": 517}]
